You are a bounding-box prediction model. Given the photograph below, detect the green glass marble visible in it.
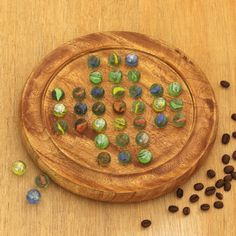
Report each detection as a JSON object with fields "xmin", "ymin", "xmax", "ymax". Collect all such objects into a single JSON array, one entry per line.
[
  {"xmin": 131, "ymin": 100, "xmax": 145, "ymax": 114},
  {"xmin": 108, "ymin": 53, "xmax": 121, "ymax": 66},
  {"xmin": 154, "ymin": 113, "xmax": 168, "ymax": 128},
  {"xmin": 88, "ymin": 55, "xmax": 100, "ymax": 68},
  {"xmin": 92, "ymin": 102, "xmax": 106, "ymax": 116},
  {"xmin": 53, "ymin": 120, "xmax": 68, "ymax": 135},
  {"xmin": 169, "ymin": 99, "xmax": 183, "ymax": 111},
  {"xmin": 113, "ymin": 117, "xmax": 127, "ymax": 131},
  {"xmin": 109, "ymin": 70, "xmax": 122, "ymax": 83},
  {"xmin": 12, "ymin": 160, "xmax": 27, "ymax": 176},
  {"xmin": 35, "ymin": 174, "xmax": 50, "ymax": 188},
  {"xmin": 152, "ymin": 97, "xmax": 166, "ymax": 112},
  {"xmin": 92, "ymin": 118, "xmax": 107, "ymax": 133},
  {"xmin": 129, "ymin": 85, "xmax": 142, "ymax": 99},
  {"xmin": 97, "ymin": 152, "xmax": 111, "ymax": 166},
  {"xmin": 112, "ymin": 100, "xmax": 126, "ymax": 114},
  {"xmin": 53, "ymin": 103, "xmax": 67, "ymax": 117},
  {"xmin": 173, "ymin": 113, "xmax": 186, "ymax": 127},
  {"xmin": 128, "ymin": 70, "xmax": 140, "ymax": 83},
  {"xmin": 135, "ymin": 131, "xmax": 150, "ymax": 147},
  {"xmin": 115, "ymin": 133, "xmax": 130, "ymax": 147},
  {"xmin": 149, "ymin": 84, "xmax": 164, "ymax": 97},
  {"xmin": 94, "ymin": 134, "xmax": 109, "ymax": 149},
  {"xmin": 137, "ymin": 149, "xmax": 153, "ymax": 164},
  {"xmin": 118, "ymin": 151, "xmax": 132, "ymax": 165},
  {"xmin": 72, "ymin": 87, "xmax": 86, "ymax": 101},
  {"xmin": 89, "ymin": 71, "xmax": 103, "ymax": 85},
  {"xmin": 168, "ymin": 82, "xmax": 182, "ymax": 97},
  {"xmin": 112, "ymin": 86, "xmax": 125, "ymax": 99},
  {"xmin": 52, "ymin": 88, "xmax": 65, "ymax": 101},
  {"xmin": 133, "ymin": 116, "xmax": 146, "ymax": 130}
]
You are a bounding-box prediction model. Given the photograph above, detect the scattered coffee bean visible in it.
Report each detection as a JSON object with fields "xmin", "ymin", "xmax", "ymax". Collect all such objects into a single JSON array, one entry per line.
[
  {"xmin": 222, "ymin": 133, "xmax": 230, "ymax": 144},
  {"xmin": 224, "ymin": 174, "xmax": 232, "ymax": 182},
  {"xmin": 232, "ymin": 151, "xmax": 236, "ymax": 160},
  {"xmin": 224, "ymin": 165, "xmax": 234, "ymax": 174},
  {"xmin": 205, "ymin": 186, "xmax": 216, "ymax": 196},
  {"xmin": 141, "ymin": 219, "xmax": 151, "ymax": 228},
  {"xmin": 207, "ymin": 169, "xmax": 216, "ymax": 178},
  {"xmin": 231, "ymin": 113, "xmax": 236, "ymax": 121},
  {"xmin": 222, "ymin": 154, "xmax": 230, "ymax": 164},
  {"xmin": 168, "ymin": 205, "xmax": 179, "ymax": 213},
  {"xmin": 183, "ymin": 207, "xmax": 190, "ymax": 216},
  {"xmin": 176, "ymin": 188, "xmax": 184, "ymax": 198},
  {"xmin": 200, "ymin": 204, "xmax": 210, "ymax": 211},
  {"xmin": 220, "ymin": 80, "xmax": 230, "ymax": 88},
  {"xmin": 231, "ymin": 172, "xmax": 236, "ymax": 180},
  {"xmin": 214, "ymin": 201, "xmax": 224, "ymax": 209},
  {"xmin": 216, "ymin": 192, "xmax": 223, "ymax": 200},
  {"xmin": 215, "ymin": 179, "xmax": 224, "ymax": 188},
  {"xmin": 194, "ymin": 183, "xmax": 204, "ymax": 191},
  {"xmin": 224, "ymin": 181, "xmax": 231, "ymax": 192},
  {"xmin": 189, "ymin": 194, "xmax": 199, "ymax": 203},
  {"xmin": 232, "ymin": 132, "xmax": 236, "ymax": 139}
]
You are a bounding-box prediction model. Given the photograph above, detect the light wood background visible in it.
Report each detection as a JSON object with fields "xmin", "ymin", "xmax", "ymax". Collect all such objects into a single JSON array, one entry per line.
[{"xmin": 0, "ymin": 0, "xmax": 235, "ymax": 235}]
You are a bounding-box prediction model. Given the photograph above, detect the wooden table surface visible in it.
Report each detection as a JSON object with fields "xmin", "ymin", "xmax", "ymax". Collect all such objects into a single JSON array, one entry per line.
[{"xmin": 0, "ymin": 1, "xmax": 235, "ymax": 235}]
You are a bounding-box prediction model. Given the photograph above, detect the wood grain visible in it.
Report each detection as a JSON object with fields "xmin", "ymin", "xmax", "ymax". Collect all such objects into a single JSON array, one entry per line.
[{"xmin": 1, "ymin": 0, "xmax": 236, "ymax": 235}]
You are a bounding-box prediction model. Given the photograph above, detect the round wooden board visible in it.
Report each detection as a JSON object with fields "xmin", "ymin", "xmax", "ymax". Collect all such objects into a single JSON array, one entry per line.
[{"xmin": 21, "ymin": 32, "xmax": 218, "ymax": 203}]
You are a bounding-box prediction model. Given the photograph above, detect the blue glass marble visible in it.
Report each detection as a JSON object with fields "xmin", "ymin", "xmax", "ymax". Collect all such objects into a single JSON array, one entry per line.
[
  {"xmin": 26, "ymin": 189, "xmax": 41, "ymax": 204},
  {"xmin": 74, "ymin": 103, "xmax": 88, "ymax": 115},
  {"xmin": 118, "ymin": 151, "xmax": 132, "ymax": 165},
  {"xmin": 90, "ymin": 86, "xmax": 105, "ymax": 99},
  {"xmin": 149, "ymin": 84, "xmax": 164, "ymax": 97},
  {"xmin": 154, "ymin": 113, "xmax": 168, "ymax": 128},
  {"xmin": 88, "ymin": 55, "xmax": 100, "ymax": 68},
  {"xmin": 129, "ymin": 85, "xmax": 142, "ymax": 99},
  {"xmin": 125, "ymin": 53, "xmax": 138, "ymax": 67}
]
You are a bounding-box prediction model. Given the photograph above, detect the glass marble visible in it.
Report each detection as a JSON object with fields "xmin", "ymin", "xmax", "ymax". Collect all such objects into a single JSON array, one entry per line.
[
  {"xmin": 12, "ymin": 160, "xmax": 26, "ymax": 176},
  {"xmin": 112, "ymin": 100, "xmax": 126, "ymax": 114},
  {"xmin": 74, "ymin": 103, "xmax": 87, "ymax": 115},
  {"xmin": 137, "ymin": 149, "xmax": 153, "ymax": 164},
  {"xmin": 53, "ymin": 120, "xmax": 68, "ymax": 135},
  {"xmin": 90, "ymin": 86, "xmax": 105, "ymax": 99},
  {"xmin": 92, "ymin": 102, "xmax": 106, "ymax": 116},
  {"xmin": 129, "ymin": 85, "xmax": 142, "ymax": 99},
  {"xmin": 126, "ymin": 53, "xmax": 138, "ymax": 67},
  {"xmin": 113, "ymin": 117, "xmax": 127, "ymax": 131},
  {"xmin": 149, "ymin": 84, "xmax": 164, "ymax": 97},
  {"xmin": 135, "ymin": 131, "xmax": 150, "ymax": 147},
  {"xmin": 97, "ymin": 152, "xmax": 111, "ymax": 167},
  {"xmin": 89, "ymin": 71, "xmax": 103, "ymax": 85},
  {"xmin": 131, "ymin": 100, "xmax": 145, "ymax": 114},
  {"xmin": 35, "ymin": 174, "xmax": 50, "ymax": 188},
  {"xmin": 72, "ymin": 87, "xmax": 86, "ymax": 101},
  {"xmin": 52, "ymin": 88, "xmax": 65, "ymax": 101},
  {"xmin": 118, "ymin": 151, "xmax": 132, "ymax": 165},
  {"xmin": 94, "ymin": 134, "xmax": 109, "ymax": 149},
  {"xmin": 169, "ymin": 99, "xmax": 183, "ymax": 111},
  {"xmin": 133, "ymin": 116, "xmax": 146, "ymax": 130},
  {"xmin": 154, "ymin": 113, "xmax": 168, "ymax": 128},
  {"xmin": 109, "ymin": 70, "xmax": 123, "ymax": 84},
  {"xmin": 115, "ymin": 133, "xmax": 130, "ymax": 147},
  {"xmin": 112, "ymin": 86, "xmax": 125, "ymax": 99},
  {"xmin": 53, "ymin": 103, "xmax": 67, "ymax": 117},
  {"xmin": 26, "ymin": 189, "xmax": 41, "ymax": 204},
  {"xmin": 152, "ymin": 97, "xmax": 166, "ymax": 112},
  {"xmin": 108, "ymin": 53, "xmax": 121, "ymax": 66},
  {"xmin": 128, "ymin": 70, "xmax": 140, "ymax": 83},
  {"xmin": 168, "ymin": 82, "xmax": 182, "ymax": 97},
  {"xmin": 173, "ymin": 113, "xmax": 186, "ymax": 127},
  {"xmin": 75, "ymin": 118, "xmax": 88, "ymax": 134},
  {"xmin": 88, "ymin": 55, "xmax": 100, "ymax": 68},
  {"xmin": 92, "ymin": 118, "xmax": 107, "ymax": 133}
]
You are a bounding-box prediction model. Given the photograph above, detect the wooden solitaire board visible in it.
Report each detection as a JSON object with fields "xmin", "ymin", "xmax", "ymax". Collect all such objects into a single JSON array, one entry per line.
[{"xmin": 21, "ymin": 32, "xmax": 218, "ymax": 203}]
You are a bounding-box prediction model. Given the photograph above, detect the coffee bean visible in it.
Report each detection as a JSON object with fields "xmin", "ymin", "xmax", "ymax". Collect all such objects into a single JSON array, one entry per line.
[
  {"xmin": 232, "ymin": 132, "xmax": 236, "ymax": 139},
  {"xmin": 222, "ymin": 154, "xmax": 230, "ymax": 164},
  {"xmin": 220, "ymin": 80, "xmax": 230, "ymax": 88},
  {"xmin": 222, "ymin": 133, "xmax": 230, "ymax": 144},
  {"xmin": 231, "ymin": 113, "xmax": 236, "ymax": 121},
  {"xmin": 216, "ymin": 192, "xmax": 223, "ymax": 200},
  {"xmin": 224, "ymin": 165, "xmax": 234, "ymax": 174},
  {"xmin": 215, "ymin": 179, "xmax": 224, "ymax": 188},
  {"xmin": 194, "ymin": 183, "xmax": 204, "ymax": 191},
  {"xmin": 231, "ymin": 172, "xmax": 236, "ymax": 180},
  {"xmin": 207, "ymin": 169, "xmax": 216, "ymax": 178},
  {"xmin": 224, "ymin": 174, "xmax": 232, "ymax": 182},
  {"xmin": 176, "ymin": 188, "xmax": 183, "ymax": 198},
  {"xmin": 205, "ymin": 186, "xmax": 216, "ymax": 196},
  {"xmin": 141, "ymin": 219, "xmax": 151, "ymax": 228},
  {"xmin": 214, "ymin": 201, "xmax": 224, "ymax": 209},
  {"xmin": 189, "ymin": 194, "xmax": 199, "ymax": 203},
  {"xmin": 224, "ymin": 181, "xmax": 231, "ymax": 192},
  {"xmin": 232, "ymin": 151, "xmax": 236, "ymax": 160},
  {"xmin": 183, "ymin": 207, "xmax": 190, "ymax": 216},
  {"xmin": 168, "ymin": 205, "xmax": 179, "ymax": 213},
  {"xmin": 200, "ymin": 204, "xmax": 210, "ymax": 211}
]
